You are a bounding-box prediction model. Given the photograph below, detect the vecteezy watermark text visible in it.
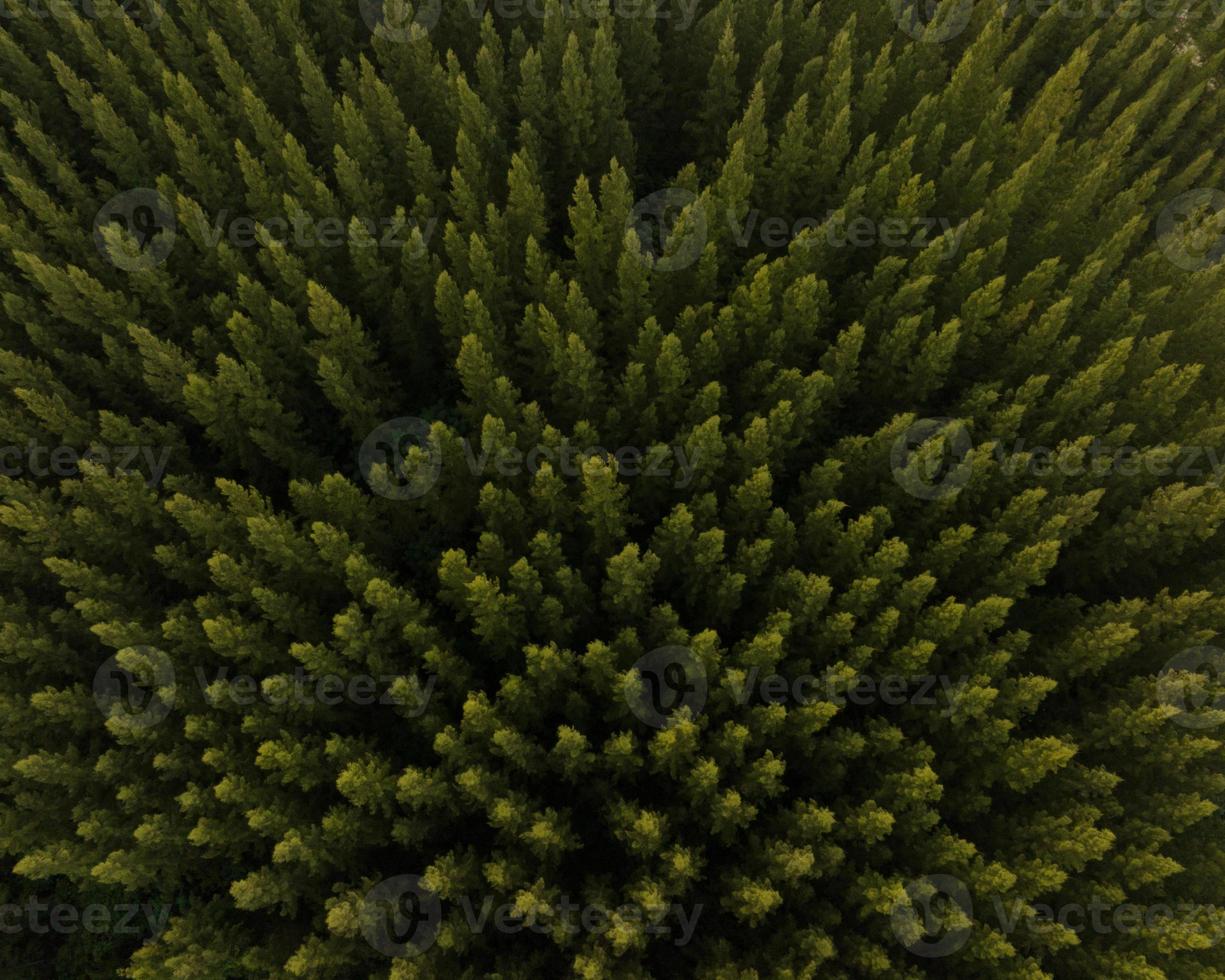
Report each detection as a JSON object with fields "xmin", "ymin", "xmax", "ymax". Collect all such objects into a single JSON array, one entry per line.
[
  {"xmin": 360, "ymin": 874, "xmax": 702, "ymax": 957},
  {"xmin": 893, "ymin": 0, "xmax": 1189, "ymax": 45},
  {"xmin": 892, "ymin": 873, "xmax": 1225, "ymax": 958},
  {"xmin": 92, "ymin": 647, "xmax": 436, "ymax": 730},
  {"xmin": 194, "ymin": 666, "xmax": 436, "ymax": 712},
  {"xmin": 623, "ymin": 645, "xmax": 974, "ymax": 729},
  {"xmin": 187, "ymin": 209, "xmax": 436, "ymax": 252},
  {"xmin": 1, "ymin": 441, "xmax": 171, "ymax": 486},
  {"xmin": 94, "ymin": 189, "xmax": 438, "ymax": 271},
  {"xmin": 359, "ymin": 416, "xmax": 700, "ymax": 501},
  {"xmin": 728, "ymin": 209, "xmax": 965, "ymax": 257},
  {"xmin": 625, "ymin": 188, "xmax": 964, "ymax": 272},
  {"xmin": 728, "ymin": 667, "xmax": 972, "ymax": 715},
  {"xmin": 359, "ymin": 0, "xmax": 700, "ymax": 40},
  {"xmin": 465, "ymin": 0, "xmax": 700, "ymax": 29},
  {"xmin": 891, "ymin": 417, "xmax": 1225, "ymax": 501},
  {"xmin": 0, "ymin": 898, "xmax": 170, "ymax": 937}
]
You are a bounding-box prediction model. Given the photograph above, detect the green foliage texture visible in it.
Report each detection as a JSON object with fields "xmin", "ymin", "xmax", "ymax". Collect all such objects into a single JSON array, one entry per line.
[{"xmin": 1, "ymin": 0, "xmax": 1225, "ymax": 977}]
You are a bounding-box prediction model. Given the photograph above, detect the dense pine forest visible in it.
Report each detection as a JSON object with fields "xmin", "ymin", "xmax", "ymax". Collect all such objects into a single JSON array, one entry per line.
[{"xmin": 1, "ymin": 0, "xmax": 1224, "ymax": 976}]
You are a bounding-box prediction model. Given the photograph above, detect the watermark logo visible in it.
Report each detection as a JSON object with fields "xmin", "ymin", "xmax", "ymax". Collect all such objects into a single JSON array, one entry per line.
[
  {"xmin": 627, "ymin": 188, "xmax": 708, "ymax": 272},
  {"xmin": 891, "ymin": 418, "xmax": 974, "ymax": 500},
  {"xmin": 93, "ymin": 646, "xmax": 176, "ymax": 730},
  {"xmin": 359, "ymin": 417, "xmax": 442, "ymax": 501},
  {"xmin": 361, "ymin": 875, "xmax": 441, "ymax": 957},
  {"xmin": 1157, "ymin": 189, "xmax": 1225, "ymax": 272},
  {"xmin": 893, "ymin": 0, "xmax": 974, "ymax": 42},
  {"xmin": 358, "ymin": 0, "xmax": 441, "ymax": 40},
  {"xmin": 891, "ymin": 874, "xmax": 974, "ymax": 957},
  {"xmin": 625, "ymin": 646, "xmax": 707, "ymax": 728},
  {"xmin": 1158, "ymin": 646, "xmax": 1225, "ymax": 730},
  {"xmin": 94, "ymin": 189, "xmax": 176, "ymax": 272}
]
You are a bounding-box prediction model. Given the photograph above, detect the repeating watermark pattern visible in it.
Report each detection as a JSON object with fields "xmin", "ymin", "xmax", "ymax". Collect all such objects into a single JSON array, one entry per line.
[
  {"xmin": 358, "ymin": 0, "xmax": 441, "ymax": 39},
  {"xmin": 187, "ymin": 210, "xmax": 436, "ymax": 252},
  {"xmin": 999, "ymin": 0, "xmax": 1188, "ymax": 22},
  {"xmin": 893, "ymin": 0, "xmax": 975, "ymax": 42},
  {"xmin": 1158, "ymin": 646, "xmax": 1225, "ymax": 730},
  {"xmin": 1157, "ymin": 189, "xmax": 1225, "ymax": 272},
  {"xmin": 891, "ymin": 874, "xmax": 974, "ymax": 957},
  {"xmin": 359, "ymin": 417, "xmax": 442, "ymax": 501},
  {"xmin": 625, "ymin": 645, "xmax": 708, "ymax": 728},
  {"xmin": 466, "ymin": 0, "xmax": 700, "ymax": 28},
  {"xmin": 361, "ymin": 875, "xmax": 702, "ymax": 957},
  {"xmin": 98, "ymin": 195, "xmax": 437, "ymax": 268},
  {"xmin": 359, "ymin": 416, "xmax": 701, "ymax": 501},
  {"xmin": 728, "ymin": 668, "xmax": 973, "ymax": 716},
  {"xmin": 992, "ymin": 439, "xmax": 1225, "ymax": 480},
  {"xmin": 0, "ymin": 0, "xmax": 163, "ymax": 27},
  {"xmin": 359, "ymin": 0, "xmax": 699, "ymax": 38},
  {"xmin": 891, "ymin": 418, "xmax": 975, "ymax": 501},
  {"xmin": 1, "ymin": 442, "xmax": 171, "ymax": 486},
  {"xmin": 627, "ymin": 191, "xmax": 962, "ymax": 271},
  {"xmin": 98, "ymin": 183, "xmax": 963, "ymax": 275},
  {"xmin": 627, "ymin": 188, "xmax": 708, "ymax": 272},
  {"xmin": 892, "ymin": 419, "xmax": 1225, "ymax": 500},
  {"xmin": 361, "ymin": 875, "xmax": 442, "ymax": 957},
  {"xmin": 623, "ymin": 647, "xmax": 974, "ymax": 727},
  {"xmin": 92, "ymin": 649, "xmax": 435, "ymax": 728},
  {"xmin": 894, "ymin": 0, "xmax": 1190, "ymax": 43},
  {"xmin": 94, "ymin": 188, "xmax": 176, "ymax": 272},
  {"xmin": 0, "ymin": 899, "xmax": 170, "ymax": 937},
  {"xmin": 730, "ymin": 210, "xmax": 964, "ymax": 257},
  {"xmin": 892, "ymin": 874, "xmax": 1225, "ymax": 957},
  {"xmin": 196, "ymin": 666, "xmax": 436, "ymax": 713}
]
